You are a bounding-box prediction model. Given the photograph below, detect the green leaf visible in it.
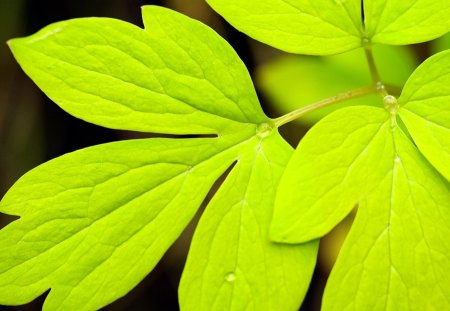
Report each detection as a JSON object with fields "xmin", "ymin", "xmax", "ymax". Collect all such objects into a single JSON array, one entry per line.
[
  {"xmin": 8, "ymin": 6, "xmax": 266, "ymax": 135},
  {"xmin": 256, "ymin": 44, "xmax": 417, "ymax": 124},
  {"xmin": 0, "ymin": 137, "xmax": 243, "ymax": 309},
  {"xmin": 364, "ymin": 0, "xmax": 450, "ymax": 45},
  {"xmin": 271, "ymin": 106, "xmax": 394, "ymax": 243},
  {"xmin": 207, "ymin": 0, "xmax": 449, "ymax": 54},
  {"xmin": 322, "ymin": 129, "xmax": 450, "ymax": 310},
  {"xmin": 270, "ymin": 81, "xmax": 450, "ymax": 307},
  {"xmin": 399, "ymin": 50, "xmax": 450, "ymax": 180},
  {"xmin": 206, "ymin": 0, "xmax": 363, "ymax": 55},
  {"xmin": 2, "ymin": 5, "xmax": 318, "ymax": 310},
  {"xmin": 179, "ymin": 133, "xmax": 318, "ymax": 311}
]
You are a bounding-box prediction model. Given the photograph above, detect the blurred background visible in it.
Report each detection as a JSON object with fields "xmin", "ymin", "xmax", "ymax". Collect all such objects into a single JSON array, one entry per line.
[{"xmin": 0, "ymin": 0, "xmax": 448, "ymax": 310}]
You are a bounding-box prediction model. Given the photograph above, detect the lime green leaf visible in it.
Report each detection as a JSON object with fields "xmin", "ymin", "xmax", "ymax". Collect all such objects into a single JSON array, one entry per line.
[
  {"xmin": 271, "ymin": 107, "xmax": 393, "ymax": 243},
  {"xmin": 8, "ymin": 6, "xmax": 266, "ymax": 135},
  {"xmin": 256, "ymin": 45, "xmax": 417, "ymax": 124},
  {"xmin": 364, "ymin": 0, "xmax": 450, "ymax": 45},
  {"xmin": 3, "ymin": 5, "xmax": 318, "ymax": 310},
  {"xmin": 322, "ymin": 129, "xmax": 450, "ymax": 310},
  {"xmin": 0, "ymin": 137, "xmax": 246, "ymax": 309},
  {"xmin": 206, "ymin": 0, "xmax": 363, "ymax": 55},
  {"xmin": 179, "ymin": 133, "xmax": 318, "ymax": 311},
  {"xmin": 399, "ymin": 50, "xmax": 450, "ymax": 180}
]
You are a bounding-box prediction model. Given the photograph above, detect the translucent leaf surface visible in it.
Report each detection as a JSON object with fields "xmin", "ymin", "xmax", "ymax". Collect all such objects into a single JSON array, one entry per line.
[
  {"xmin": 8, "ymin": 6, "xmax": 266, "ymax": 135},
  {"xmin": 271, "ymin": 107, "xmax": 393, "ymax": 242},
  {"xmin": 364, "ymin": 0, "xmax": 450, "ymax": 45},
  {"xmin": 0, "ymin": 137, "xmax": 241, "ymax": 309},
  {"xmin": 271, "ymin": 85, "xmax": 450, "ymax": 308},
  {"xmin": 399, "ymin": 50, "xmax": 450, "ymax": 180},
  {"xmin": 179, "ymin": 133, "xmax": 318, "ymax": 311},
  {"xmin": 2, "ymin": 5, "xmax": 318, "ymax": 310},
  {"xmin": 206, "ymin": 0, "xmax": 363, "ymax": 55},
  {"xmin": 256, "ymin": 45, "xmax": 416, "ymax": 124},
  {"xmin": 322, "ymin": 129, "xmax": 450, "ymax": 310}
]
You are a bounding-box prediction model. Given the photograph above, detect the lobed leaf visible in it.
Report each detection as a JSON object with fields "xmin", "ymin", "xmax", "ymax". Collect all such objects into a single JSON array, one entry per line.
[
  {"xmin": 271, "ymin": 86, "xmax": 450, "ymax": 308},
  {"xmin": 206, "ymin": 0, "xmax": 363, "ymax": 55},
  {"xmin": 364, "ymin": 0, "xmax": 450, "ymax": 45},
  {"xmin": 8, "ymin": 6, "xmax": 267, "ymax": 136},
  {"xmin": 271, "ymin": 106, "xmax": 393, "ymax": 243},
  {"xmin": 322, "ymin": 129, "xmax": 450, "ymax": 310},
  {"xmin": 2, "ymin": 5, "xmax": 319, "ymax": 310},
  {"xmin": 399, "ymin": 50, "xmax": 450, "ymax": 180},
  {"xmin": 0, "ymin": 137, "xmax": 247, "ymax": 310},
  {"xmin": 179, "ymin": 133, "xmax": 318, "ymax": 311}
]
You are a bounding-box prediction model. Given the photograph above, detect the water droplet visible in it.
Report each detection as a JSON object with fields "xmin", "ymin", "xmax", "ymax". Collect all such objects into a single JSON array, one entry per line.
[
  {"xmin": 383, "ymin": 95, "xmax": 398, "ymax": 113},
  {"xmin": 376, "ymin": 81, "xmax": 385, "ymax": 91},
  {"xmin": 394, "ymin": 157, "xmax": 401, "ymax": 163},
  {"xmin": 256, "ymin": 123, "xmax": 272, "ymax": 138},
  {"xmin": 225, "ymin": 272, "xmax": 236, "ymax": 282},
  {"xmin": 362, "ymin": 37, "xmax": 370, "ymax": 45}
]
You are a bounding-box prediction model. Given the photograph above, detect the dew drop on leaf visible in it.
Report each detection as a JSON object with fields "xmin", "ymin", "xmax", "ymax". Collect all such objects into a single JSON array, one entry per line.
[{"xmin": 225, "ymin": 272, "xmax": 236, "ymax": 282}]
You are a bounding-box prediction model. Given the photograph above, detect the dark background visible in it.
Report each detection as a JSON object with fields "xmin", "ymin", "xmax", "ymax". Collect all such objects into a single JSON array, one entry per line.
[{"xmin": 0, "ymin": 1, "xmax": 442, "ymax": 310}]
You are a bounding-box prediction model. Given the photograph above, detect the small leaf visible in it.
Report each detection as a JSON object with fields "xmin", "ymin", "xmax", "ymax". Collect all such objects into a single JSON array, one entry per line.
[
  {"xmin": 179, "ymin": 133, "xmax": 318, "ymax": 311},
  {"xmin": 271, "ymin": 106, "xmax": 393, "ymax": 243},
  {"xmin": 364, "ymin": 0, "xmax": 450, "ymax": 45},
  {"xmin": 399, "ymin": 50, "xmax": 450, "ymax": 180},
  {"xmin": 322, "ymin": 129, "xmax": 450, "ymax": 310},
  {"xmin": 206, "ymin": 0, "xmax": 363, "ymax": 55},
  {"xmin": 8, "ymin": 6, "xmax": 266, "ymax": 135}
]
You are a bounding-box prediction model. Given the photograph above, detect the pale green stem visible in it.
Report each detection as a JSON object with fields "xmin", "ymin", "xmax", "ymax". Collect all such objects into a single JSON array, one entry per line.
[
  {"xmin": 364, "ymin": 43, "xmax": 392, "ymax": 98},
  {"xmin": 273, "ymin": 85, "xmax": 378, "ymax": 127},
  {"xmin": 364, "ymin": 44, "xmax": 381, "ymax": 83}
]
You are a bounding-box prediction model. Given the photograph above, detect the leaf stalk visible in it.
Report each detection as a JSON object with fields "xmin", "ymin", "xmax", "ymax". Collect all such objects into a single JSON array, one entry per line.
[
  {"xmin": 364, "ymin": 44, "xmax": 381, "ymax": 83},
  {"xmin": 273, "ymin": 85, "xmax": 378, "ymax": 127}
]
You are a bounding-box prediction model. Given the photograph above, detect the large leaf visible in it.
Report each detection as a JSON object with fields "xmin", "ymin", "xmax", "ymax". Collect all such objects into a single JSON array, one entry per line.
[
  {"xmin": 1, "ymin": 5, "xmax": 318, "ymax": 310},
  {"xmin": 364, "ymin": 0, "xmax": 450, "ymax": 45},
  {"xmin": 399, "ymin": 50, "xmax": 450, "ymax": 180},
  {"xmin": 179, "ymin": 133, "xmax": 318, "ymax": 311},
  {"xmin": 271, "ymin": 107, "xmax": 394, "ymax": 242},
  {"xmin": 206, "ymin": 0, "xmax": 363, "ymax": 55},
  {"xmin": 322, "ymin": 129, "xmax": 450, "ymax": 310}
]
